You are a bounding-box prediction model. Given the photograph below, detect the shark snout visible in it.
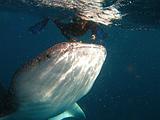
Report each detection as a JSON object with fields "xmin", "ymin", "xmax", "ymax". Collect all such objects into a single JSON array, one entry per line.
[{"xmin": 54, "ymin": 42, "xmax": 107, "ymax": 57}]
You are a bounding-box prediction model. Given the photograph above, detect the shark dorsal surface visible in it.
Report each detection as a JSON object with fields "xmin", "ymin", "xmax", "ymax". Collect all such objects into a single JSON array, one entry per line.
[{"xmin": 0, "ymin": 42, "xmax": 106, "ymax": 120}]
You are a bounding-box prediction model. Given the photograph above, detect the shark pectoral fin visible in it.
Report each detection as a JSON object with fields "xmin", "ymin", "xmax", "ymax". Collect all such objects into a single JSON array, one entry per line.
[
  {"xmin": 48, "ymin": 103, "xmax": 86, "ymax": 120},
  {"xmin": 66, "ymin": 103, "xmax": 86, "ymax": 119}
]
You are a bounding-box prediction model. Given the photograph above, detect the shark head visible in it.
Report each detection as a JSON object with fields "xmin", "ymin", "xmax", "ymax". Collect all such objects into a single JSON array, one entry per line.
[{"xmin": 0, "ymin": 42, "xmax": 106, "ymax": 120}]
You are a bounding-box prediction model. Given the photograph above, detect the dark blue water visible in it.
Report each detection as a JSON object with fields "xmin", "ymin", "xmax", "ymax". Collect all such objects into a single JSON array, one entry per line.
[
  {"xmin": 80, "ymin": 28, "xmax": 160, "ymax": 120},
  {"xmin": 0, "ymin": 0, "xmax": 160, "ymax": 120}
]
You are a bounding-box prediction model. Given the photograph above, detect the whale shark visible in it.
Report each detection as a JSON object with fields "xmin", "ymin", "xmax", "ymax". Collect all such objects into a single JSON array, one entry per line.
[{"xmin": 0, "ymin": 42, "xmax": 106, "ymax": 120}]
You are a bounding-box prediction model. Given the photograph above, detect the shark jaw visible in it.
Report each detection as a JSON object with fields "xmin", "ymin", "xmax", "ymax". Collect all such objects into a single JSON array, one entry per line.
[{"xmin": 1, "ymin": 42, "xmax": 106, "ymax": 120}]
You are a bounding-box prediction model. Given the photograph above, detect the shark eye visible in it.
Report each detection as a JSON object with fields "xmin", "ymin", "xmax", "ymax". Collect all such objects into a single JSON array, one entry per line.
[
  {"xmin": 89, "ymin": 16, "xmax": 93, "ymax": 18},
  {"xmin": 46, "ymin": 54, "xmax": 51, "ymax": 58}
]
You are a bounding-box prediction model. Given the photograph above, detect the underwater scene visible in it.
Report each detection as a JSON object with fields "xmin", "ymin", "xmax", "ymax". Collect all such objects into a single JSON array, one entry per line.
[{"xmin": 0, "ymin": 0, "xmax": 160, "ymax": 120}]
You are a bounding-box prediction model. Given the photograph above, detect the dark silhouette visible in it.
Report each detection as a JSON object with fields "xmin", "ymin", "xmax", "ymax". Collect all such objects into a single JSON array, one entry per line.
[{"xmin": 29, "ymin": 17, "xmax": 99, "ymax": 41}]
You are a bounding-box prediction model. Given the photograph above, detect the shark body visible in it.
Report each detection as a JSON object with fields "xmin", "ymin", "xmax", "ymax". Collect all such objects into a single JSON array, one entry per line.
[{"xmin": 0, "ymin": 42, "xmax": 106, "ymax": 120}]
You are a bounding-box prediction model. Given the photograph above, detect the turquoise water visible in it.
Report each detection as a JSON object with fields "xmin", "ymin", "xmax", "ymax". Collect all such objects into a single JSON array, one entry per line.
[{"xmin": 0, "ymin": 0, "xmax": 160, "ymax": 119}]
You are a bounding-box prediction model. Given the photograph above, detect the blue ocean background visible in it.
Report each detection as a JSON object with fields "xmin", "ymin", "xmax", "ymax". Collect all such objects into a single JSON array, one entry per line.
[{"xmin": 0, "ymin": 0, "xmax": 160, "ymax": 119}]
